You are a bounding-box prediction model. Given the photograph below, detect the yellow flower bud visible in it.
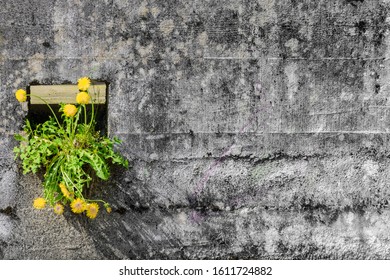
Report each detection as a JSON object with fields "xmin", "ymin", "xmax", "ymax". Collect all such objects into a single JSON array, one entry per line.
[{"xmin": 59, "ymin": 183, "xmax": 72, "ymax": 199}]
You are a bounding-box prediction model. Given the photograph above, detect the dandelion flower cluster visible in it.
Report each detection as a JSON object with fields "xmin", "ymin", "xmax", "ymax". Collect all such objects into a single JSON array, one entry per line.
[
  {"xmin": 16, "ymin": 76, "xmax": 127, "ymax": 220},
  {"xmin": 15, "ymin": 89, "xmax": 27, "ymax": 102},
  {"xmin": 33, "ymin": 197, "xmax": 46, "ymax": 209},
  {"xmin": 63, "ymin": 104, "xmax": 78, "ymax": 117},
  {"xmin": 78, "ymin": 77, "xmax": 91, "ymax": 91},
  {"xmin": 86, "ymin": 203, "xmax": 99, "ymax": 219},
  {"xmin": 53, "ymin": 203, "xmax": 64, "ymax": 215},
  {"xmin": 70, "ymin": 198, "xmax": 86, "ymax": 214},
  {"xmin": 76, "ymin": 91, "xmax": 91, "ymax": 105}
]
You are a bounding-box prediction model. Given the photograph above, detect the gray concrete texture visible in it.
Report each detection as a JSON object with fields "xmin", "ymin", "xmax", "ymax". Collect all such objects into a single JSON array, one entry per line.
[{"xmin": 1, "ymin": 0, "xmax": 390, "ymax": 259}]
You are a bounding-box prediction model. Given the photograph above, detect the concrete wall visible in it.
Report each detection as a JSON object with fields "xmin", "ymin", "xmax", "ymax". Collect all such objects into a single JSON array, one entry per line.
[{"xmin": 2, "ymin": 0, "xmax": 390, "ymax": 259}]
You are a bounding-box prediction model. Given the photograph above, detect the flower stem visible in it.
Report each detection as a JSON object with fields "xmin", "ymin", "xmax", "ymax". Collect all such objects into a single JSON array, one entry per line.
[
  {"xmin": 89, "ymin": 92, "xmax": 95, "ymax": 130},
  {"xmin": 83, "ymin": 104, "xmax": 87, "ymax": 125},
  {"xmin": 72, "ymin": 105, "xmax": 81, "ymax": 139},
  {"xmin": 28, "ymin": 94, "xmax": 63, "ymax": 130}
]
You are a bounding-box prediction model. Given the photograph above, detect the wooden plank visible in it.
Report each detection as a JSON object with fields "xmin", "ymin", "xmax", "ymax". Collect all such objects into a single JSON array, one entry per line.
[{"xmin": 30, "ymin": 82, "xmax": 106, "ymax": 104}]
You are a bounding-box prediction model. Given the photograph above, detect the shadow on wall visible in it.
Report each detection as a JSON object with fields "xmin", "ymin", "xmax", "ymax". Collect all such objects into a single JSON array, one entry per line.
[{"xmin": 67, "ymin": 166, "xmax": 184, "ymax": 259}]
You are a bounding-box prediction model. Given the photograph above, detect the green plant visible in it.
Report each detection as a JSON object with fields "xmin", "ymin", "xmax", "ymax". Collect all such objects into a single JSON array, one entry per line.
[{"xmin": 13, "ymin": 77, "xmax": 128, "ymax": 219}]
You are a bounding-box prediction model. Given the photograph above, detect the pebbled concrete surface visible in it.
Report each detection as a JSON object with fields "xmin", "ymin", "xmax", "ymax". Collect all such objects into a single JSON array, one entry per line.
[{"xmin": 2, "ymin": 0, "xmax": 390, "ymax": 259}]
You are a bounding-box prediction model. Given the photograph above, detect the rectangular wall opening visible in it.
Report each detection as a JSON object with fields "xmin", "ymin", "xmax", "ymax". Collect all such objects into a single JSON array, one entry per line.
[{"xmin": 27, "ymin": 81, "xmax": 108, "ymax": 135}]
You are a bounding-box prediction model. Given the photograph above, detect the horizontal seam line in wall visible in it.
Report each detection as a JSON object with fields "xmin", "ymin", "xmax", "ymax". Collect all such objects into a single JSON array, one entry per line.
[
  {"xmin": 4, "ymin": 131, "xmax": 390, "ymax": 136},
  {"xmin": 203, "ymin": 56, "xmax": 387, "ymax": 61},
  {"xmin": 0, "ymin": 56, "xmax": 387, "ymax": 62},
  {"xmin": 14, "ymin": 246, "xmax": 84, "ymax": 252},
  {"xmin": 1, "ymin": 21, "xmax": 388, "ymax": 27},
  {"xmin": 116, "ymin": 131, "xmax": 390, "ymax": 136}
]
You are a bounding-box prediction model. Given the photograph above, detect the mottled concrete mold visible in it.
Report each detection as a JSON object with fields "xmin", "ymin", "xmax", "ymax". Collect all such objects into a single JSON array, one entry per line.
[{"xmin": 2, "ymin": 0, "xmax": 390, "ymax": 259}]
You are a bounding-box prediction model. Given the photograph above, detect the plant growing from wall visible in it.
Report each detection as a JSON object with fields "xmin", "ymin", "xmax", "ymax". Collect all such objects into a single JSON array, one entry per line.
[{"xmin": 13, "ymin": 77, "xmax": 128, "ymax": 219}]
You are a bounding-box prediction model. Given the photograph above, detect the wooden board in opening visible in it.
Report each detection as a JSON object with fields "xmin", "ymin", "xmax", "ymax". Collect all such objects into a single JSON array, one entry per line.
[{"xmin": 30, "ymin": 82, "xmax": 106, "ymax": 104}]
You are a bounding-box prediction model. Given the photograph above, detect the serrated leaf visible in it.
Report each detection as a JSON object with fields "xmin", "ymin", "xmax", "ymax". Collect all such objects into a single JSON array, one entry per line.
[{"xmin": 80, "ymin": 150, "xmax": 109, "ymax": 180}]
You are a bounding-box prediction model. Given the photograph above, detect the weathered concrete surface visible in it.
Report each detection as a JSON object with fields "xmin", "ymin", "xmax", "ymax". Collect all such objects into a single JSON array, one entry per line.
[{"xmin": 2, "ymin": 0, "xmax": 390, "ymax": 259}]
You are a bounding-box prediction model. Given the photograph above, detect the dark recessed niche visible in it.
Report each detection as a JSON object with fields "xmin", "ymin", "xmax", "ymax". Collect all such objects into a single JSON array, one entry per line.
[{"xmin": 27, "ymin": 81, "xmax": 109, "ymax": 135}]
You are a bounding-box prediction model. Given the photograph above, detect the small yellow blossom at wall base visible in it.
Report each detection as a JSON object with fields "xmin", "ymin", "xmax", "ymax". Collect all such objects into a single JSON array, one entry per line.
[
  {"xmin": 33, "ymin": 197, "xmax": 46, "ymax": 209},
  {"xmin": 70, "ymin": 198, "xmax": 86, "ymax": 214},
  {"xmin": 104, "ymin": 203, "xmax": 112, "ymax": 213},
  {"xmin": 15, "ymin": 89, "xmax": 27, "ymax": 102},
  {"xmin": 86, "ymin": 203, "xmax": 99, "ymax": 219},
  {"xmin": 53, "ymin": 203, "xmax": 64, "ymax": 215}
]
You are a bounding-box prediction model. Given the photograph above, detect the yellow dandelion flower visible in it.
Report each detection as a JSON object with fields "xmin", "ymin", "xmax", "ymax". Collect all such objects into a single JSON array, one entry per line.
[
  {"xmin": 76, "ymin": 91, "xmax": 91, "ymax": 105},
  {"xmin": 78, "ymin": 77, "xmax": 91, "ymax": 91},
  {"xmin": 53, "ymin": 203, "xmax": 64, "ymax": 215},
  {"xmin": 63, "ymin": 104, "xmax": 78, "ymax": 117},
  {"xmin": 33, "ymin": 197, "xmax": 46, "ymax": 209},
  {"xmin": 59, "ymin": 183, "xmax": 72, "ymax": 199},
  {"xmin": 70, "ymin": 198, "xmax": 86, "ymax": 214},
  {"xmin": 86, "ymin": 203, "xmax": 99, "ymax": 219},
  {"xmin": 15, "ymin": 89, "xmax": 27, "ymax": 102}
]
